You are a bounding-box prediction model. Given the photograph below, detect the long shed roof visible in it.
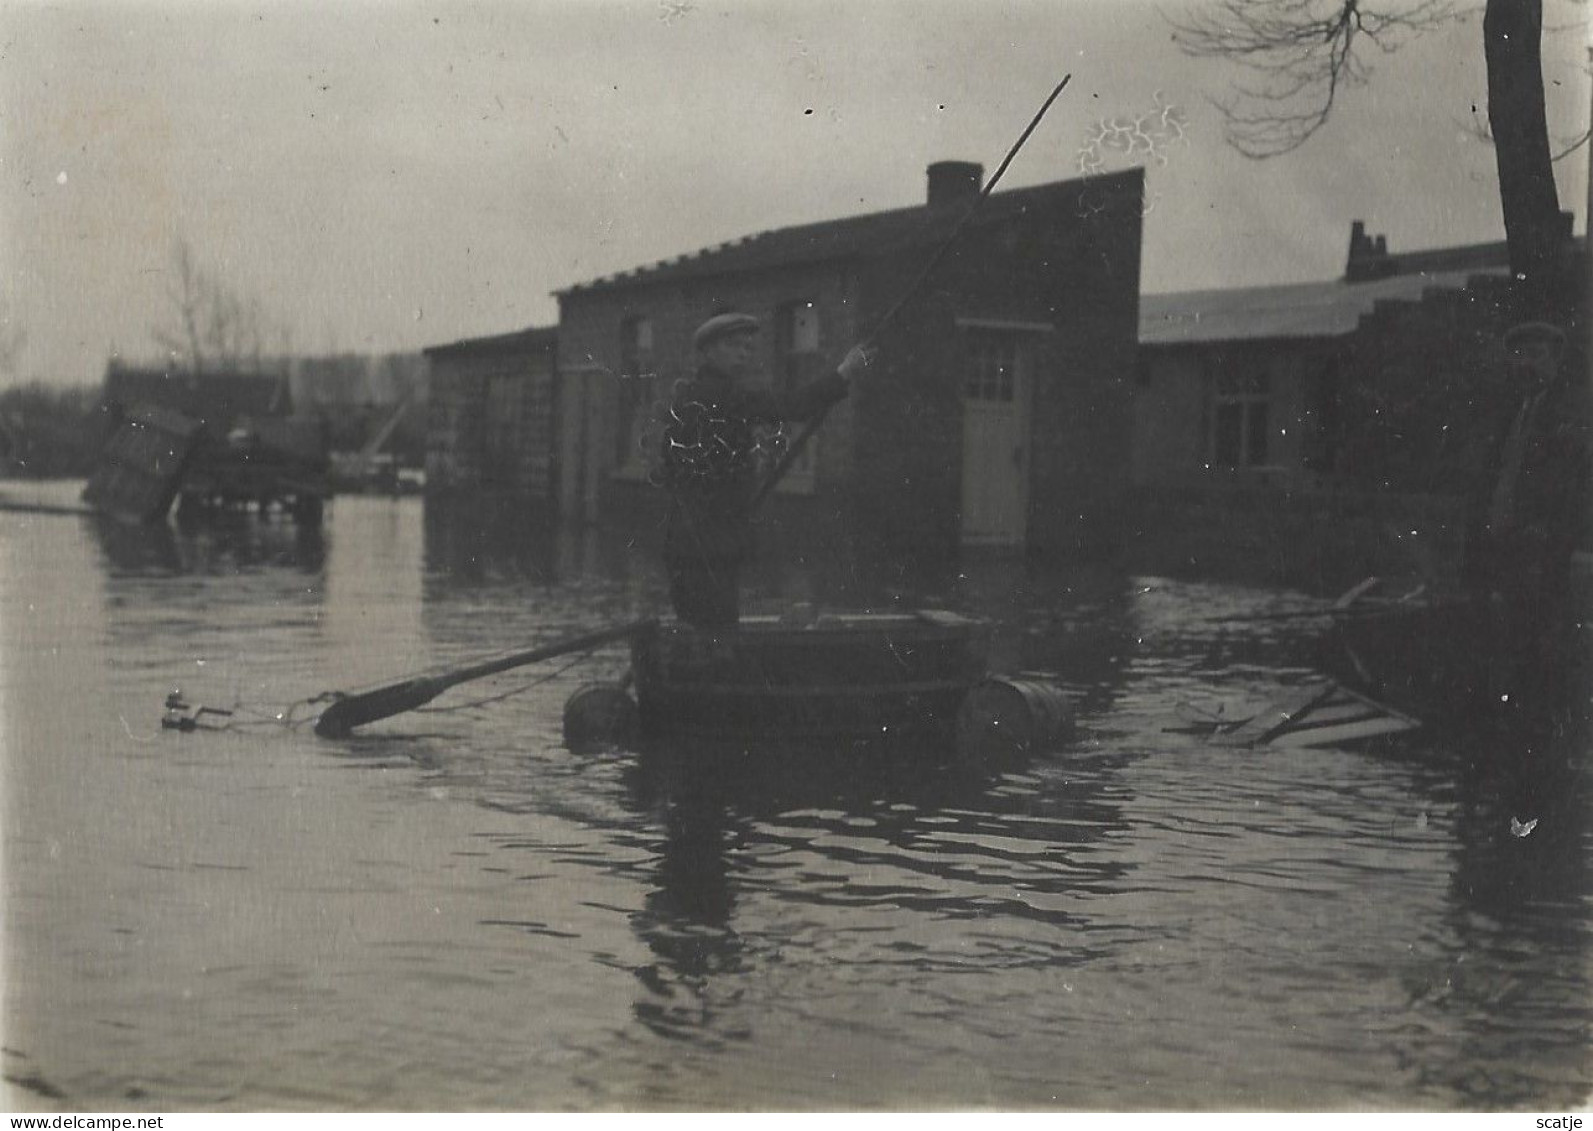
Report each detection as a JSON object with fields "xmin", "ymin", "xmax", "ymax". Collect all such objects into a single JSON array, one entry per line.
[
  {"xmin": 422, "ymin": 326, "xmax": 556, "ymax": 360},
  {"xmin": 557, "ymin": 169, "xmax": 1141, "ymax": 297},
  {"xmin": 1135, "ymin": 231, "xmax": 1593, "ymax": 347},
  {"xmin": 102, "ymin": 366, "xmax": 288, "ymax": 425},
  {"xmin": 1137, "ymin": 267, "xmax": 1506, "ymax": 347}
]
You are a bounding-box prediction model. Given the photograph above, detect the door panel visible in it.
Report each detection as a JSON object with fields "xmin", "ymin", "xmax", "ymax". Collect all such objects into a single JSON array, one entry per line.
[{"xmin": 960, "ymin": 332, "xmax": 1031, "ymax": 545}]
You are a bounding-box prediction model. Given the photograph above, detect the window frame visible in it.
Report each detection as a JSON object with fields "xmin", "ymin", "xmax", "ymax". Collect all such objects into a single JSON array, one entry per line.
[{"xmin": 1206, "ymin": 357, "xmax": 1274, "ymax": 471}]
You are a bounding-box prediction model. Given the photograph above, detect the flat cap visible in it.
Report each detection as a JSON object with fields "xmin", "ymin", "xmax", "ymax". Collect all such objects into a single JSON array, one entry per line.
[{"xmin": 693, "ymin": 312, "xmax": 761, "ymax": 351}]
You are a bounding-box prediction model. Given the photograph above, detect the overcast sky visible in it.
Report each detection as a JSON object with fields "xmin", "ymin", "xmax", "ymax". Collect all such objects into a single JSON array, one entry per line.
[{"xmin": 3, "ymin": 0, "xmax": 1589, "ymax": 387}]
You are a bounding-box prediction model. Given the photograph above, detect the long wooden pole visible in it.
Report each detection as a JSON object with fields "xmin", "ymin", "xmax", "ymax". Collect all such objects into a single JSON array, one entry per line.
[
  {"xmin": 314, "ymin": 617, "xmax": 655, "ymax": 737},
  {"xmin": 751, "ymin": 75, "xmax": 1073, "ymax": 510}
]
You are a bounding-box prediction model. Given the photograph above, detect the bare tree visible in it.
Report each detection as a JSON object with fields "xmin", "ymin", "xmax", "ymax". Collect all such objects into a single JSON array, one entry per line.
[
  {"xmin": 152, "ymin": 238, "xmax": 208, "ymax": 371},
  {"xmin": 152, "ymin": 237, "xmax": 279, "ymax": 373},
  {"xmin": 1482, "ymin": 0, "xmax": 1564, "ymax": 299},
  {"xmin": 1170, "ymin": 0, "xmax": 1579, "ymax": 305}
]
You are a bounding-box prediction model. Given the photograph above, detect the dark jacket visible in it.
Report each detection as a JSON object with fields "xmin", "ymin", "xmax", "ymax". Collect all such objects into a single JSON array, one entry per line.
[{"xmin": 661, "ymin": 365, "xmax": 849, "ymax": 561}]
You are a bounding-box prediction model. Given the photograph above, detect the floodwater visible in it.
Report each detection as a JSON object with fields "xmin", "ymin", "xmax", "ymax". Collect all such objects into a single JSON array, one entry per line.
[{"xmin": 2, "ymin": 484, "xmax": 1590, "ymax": 1111}]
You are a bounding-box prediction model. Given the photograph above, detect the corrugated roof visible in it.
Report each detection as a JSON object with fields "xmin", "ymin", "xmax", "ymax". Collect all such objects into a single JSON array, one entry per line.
[
  {"xmin": 1139, "ymin": 232, "xmax": 1589, "ymax": 347},
  {"xmin": 1139, "ymin": 267, "xmax": 1509, "ymax": 346},
  {"xmin": 558, "ymin": 169, "xmax": 1141, "ymax": 296}
]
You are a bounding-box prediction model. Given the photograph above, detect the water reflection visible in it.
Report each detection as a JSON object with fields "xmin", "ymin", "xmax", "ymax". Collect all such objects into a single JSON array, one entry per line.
[
  {"xmin": 611, "ymin": 735, "xmax": 1138, "ymax": 1049},
  {"xmin": 13, "ymin": 479, "xmax": 1592, "ymax": 1110},
  {"xmin": 423, "ymin": 495, "xmax": 560, "ymax": 587},
  {"xmin": 91, "ymin": 513, "xmax": 327, "ymax": 576},
  {"xmin": 1416, "ymin": 712, "xmax": 1593, "ymax": 1108},
  {"xmin": 421, "ymin": 496, "xmax": 651, "ymax": 592},
  {"xmin": 621, "ymin": 751, "xmax": 750, "ymax": 1046}
]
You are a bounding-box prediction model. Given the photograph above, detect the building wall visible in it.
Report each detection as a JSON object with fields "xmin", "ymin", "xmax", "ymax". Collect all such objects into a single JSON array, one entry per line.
[
  {"xmin": 1133, "ymin": 341, "xmax": 1329, "ymax": 488},
  {"xmin": 848, "ymin": 169, "xmax": 1144, "ymax": 561},
  {"xmin": 1132, "ymin": 351, "xmax": 1207, "ymax": 484},
  {"xmin": 1126, "ymin": 481, "xmax": 1472, "ymax": 595},
  {"xmin": 553, "ymin": 169, "xmax": 1145, "ymax": 572},
  {"xmin": 425, "ymin": 346, "xmax": 556, "ymax": 499},
  {"xmin": 1125, "ymin": 263, "xmax": 1590, "ymax": 593},
  {"xmin": 555, "ymin": 261, "xmax": 862, "ymax": 524},
  {"xmin": 845, "ymin": 280, "xmax": 964, "ymax": 566},
  {"xmin": 1020, "ymin": 173, "xmax": 1143, "ymax": 560},
  {"xmin": 1127, "ymin": 331, "xmax": 1470, "ymax": 592}
]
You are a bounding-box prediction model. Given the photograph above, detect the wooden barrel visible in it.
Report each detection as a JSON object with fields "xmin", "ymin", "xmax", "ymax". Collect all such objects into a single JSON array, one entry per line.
[
  {"xmin": 955, "ymin": 678, "xmax": 1072, "ymax": 761},
  {"xmin": 562, "ymin": 683, "xmax": 639, "ymax": 749}
]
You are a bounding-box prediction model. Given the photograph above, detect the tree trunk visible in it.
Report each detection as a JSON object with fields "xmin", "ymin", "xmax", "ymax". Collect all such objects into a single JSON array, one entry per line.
[{"xmin": 1484, "ymin": 0, "xmax": 1564, "ymax": 310}]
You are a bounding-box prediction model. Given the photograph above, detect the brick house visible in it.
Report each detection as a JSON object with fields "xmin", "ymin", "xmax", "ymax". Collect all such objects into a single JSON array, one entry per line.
[
  {"xmin": 422, "ymin": 326, "xmax": 558, "ymax": 499},
  {"xmin": 553, "ymin": 162, "xmax": 1144, "ymax": 570}
]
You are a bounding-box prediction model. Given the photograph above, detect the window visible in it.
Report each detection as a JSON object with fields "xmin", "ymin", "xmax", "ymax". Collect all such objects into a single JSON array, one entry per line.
[
  {"xmin": 1209, "ymin": 369, "xmax": 1270, "ymax": 468},
  {"xmin": 775, "ymin": 300, "xmax": 821, "ymax": 391},
  {"xmin": 614, "ymin": 316, "xmax": 655, "ymax": 466},
  {"xmin": 965, "ymin": 331, "xmax": 1017, "ymax": 402}
]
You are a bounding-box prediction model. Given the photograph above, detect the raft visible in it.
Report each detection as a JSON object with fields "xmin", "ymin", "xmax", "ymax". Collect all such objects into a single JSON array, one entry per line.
[{"xmin": 628, "ymin": 610, "xmax": 990, "ymax": 743}]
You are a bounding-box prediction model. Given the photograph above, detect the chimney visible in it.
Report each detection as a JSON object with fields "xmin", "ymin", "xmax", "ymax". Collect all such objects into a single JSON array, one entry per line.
[
  {"xmin": 927, "ymin": 161, "xmax": 982, "ymax": 208},
  {"xmin": 1345, "ymin": 220, "xmax": 1395, "ymax": 282}
]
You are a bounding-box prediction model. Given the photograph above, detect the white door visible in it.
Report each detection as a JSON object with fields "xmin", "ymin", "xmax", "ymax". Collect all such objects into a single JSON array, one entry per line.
[{"xmin": 960, "ymin": 331, "xmax": 1030, "ymax": 545}]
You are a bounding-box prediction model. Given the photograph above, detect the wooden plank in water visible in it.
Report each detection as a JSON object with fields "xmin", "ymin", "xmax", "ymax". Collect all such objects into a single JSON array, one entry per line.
[
  {"xmin": 1269, "ymin": 714, "xmax": 1419, "ymax": 748},
  {"xmin": 1332, "ymin": 576, "xmax": 1382, "ymax": 609},
  {"xmin": 1281, "ymin": 701, "xmax": 1380, "ymax": 728},
  {"xmin": 1211, "ymin": 681, "xmax": 1338, "ymax": 748},
  {"xmin": 1331, "ymin": 681, "xmax": 1422, "ymax": 728}
]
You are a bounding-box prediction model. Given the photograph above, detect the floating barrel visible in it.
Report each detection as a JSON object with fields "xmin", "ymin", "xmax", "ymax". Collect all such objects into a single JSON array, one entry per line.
[
  {"xmin": 562, "ymin": 682, "xmax": 639, "ymax": 749},
  {"xmin": 955, "ymin": 678, "xmax": 1072, "ymax": 761}
]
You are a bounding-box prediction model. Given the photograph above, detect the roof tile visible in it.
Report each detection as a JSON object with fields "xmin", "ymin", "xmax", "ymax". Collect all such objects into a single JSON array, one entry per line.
[{"xmin": 557, "ymin": 170, "xmax": 1140, "ymax": 296}]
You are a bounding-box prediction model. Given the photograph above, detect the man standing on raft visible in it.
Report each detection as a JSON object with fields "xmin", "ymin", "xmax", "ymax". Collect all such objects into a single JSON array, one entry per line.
[{"xmin": 659, "ymin": 311, "xmax": 873, "ymax": 628}]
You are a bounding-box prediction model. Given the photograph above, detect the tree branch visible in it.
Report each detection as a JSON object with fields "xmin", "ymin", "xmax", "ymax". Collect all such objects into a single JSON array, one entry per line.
[{"xmin": 1168, "ymin": 0, "xmax": 1470, "ymax": 156}]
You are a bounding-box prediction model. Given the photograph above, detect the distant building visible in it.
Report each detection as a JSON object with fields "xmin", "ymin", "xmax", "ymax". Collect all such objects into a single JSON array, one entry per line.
[
  {"xmin": 94, "ymin": 361, "xmax": 330, "ymax": 522},
  {"xmin": 288, "ymin": 352, "xmax": 427, "ymax": 415},
  {"xmin": 1129, "ymin": 217, "xmax": 1586, "ymax": 591},
  {"xmin": 288, "ymin": 352, "xmax": 428, "ymax": 462},
  {"xmin": 554, "ymin": 162, "xmax": 1145, "ymax": 565},
  {"xmin": 1133, "ymin": 222, "xmax": 1526, "ymax": 488},
  {"xmin": 101, "ymin": 362, "xmax": 290, "ymax": 437},
  {"xmin": 421, "ymin": 326, "xmax": 558, "ymax": 499}
]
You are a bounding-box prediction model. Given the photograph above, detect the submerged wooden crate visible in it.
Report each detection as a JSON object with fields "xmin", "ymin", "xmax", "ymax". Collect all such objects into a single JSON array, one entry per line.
[
  {"xmin": 81, "ymin": 406, "xmax": 204, "ymax": 524},
  {"xmin": 1189, "ymin": 679, "xmax": 1420, "ymax": 749}
]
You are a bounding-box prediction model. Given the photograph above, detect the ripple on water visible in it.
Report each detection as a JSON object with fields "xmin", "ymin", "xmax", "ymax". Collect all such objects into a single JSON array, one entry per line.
[{"xmin": 3, "ymin": 495, "xmax": 1590, "ymax": 1110}]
